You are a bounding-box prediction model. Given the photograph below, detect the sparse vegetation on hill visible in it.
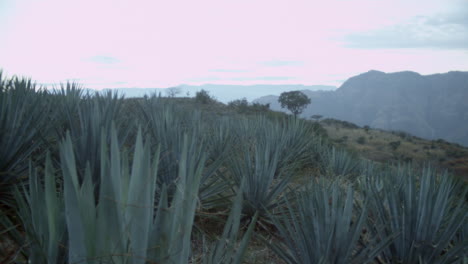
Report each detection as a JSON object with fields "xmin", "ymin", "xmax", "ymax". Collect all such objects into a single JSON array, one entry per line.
[
  {"xmin": 255, "ymin": 70, "xmax": 468, "ymax": 147},
  {"xmin": 0, "ymin": 73, "xmax": 467, "ymax": 263},
  {"xmin": 320, "ymin": 118, "xmax": 468, "ymax": 180}
]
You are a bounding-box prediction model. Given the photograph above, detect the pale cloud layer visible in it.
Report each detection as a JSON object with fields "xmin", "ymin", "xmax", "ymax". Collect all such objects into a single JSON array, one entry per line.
[
  {"xmin": 0, "ymin": 0, "xmax": 467, "ymax": 89},
  {"xmin": 344, "ymin": 10, "xmax": 468, "ymax": 49}
]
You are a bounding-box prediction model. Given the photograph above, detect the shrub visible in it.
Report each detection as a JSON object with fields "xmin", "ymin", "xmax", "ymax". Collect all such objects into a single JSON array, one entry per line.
[
  {"xmin": 228, "ymin": 99, "xmax": 270, "ymax": 114},
  {"xmin": 356, "ymin": 136, "xmax": 366, "ymax": 144},
  {"xmin": 321, "ymin": 118, "xmax": 359, "ymax": 129},
  {"xmin": 250, "ymin": 102, "xmax": 270, "ymax": 112},
  {"xmin": 445, "ymin": 148, "xmax": 467, "ymax": 159},
  {"xmin": 388, "ymin": 140, "xmax": 401, "ymax": 151},
  {"xmin": 195, "ymin": 89, "xmax": 215, "ymax": 104},
  {"xmin": 228, "ymin": 98, "xmax": 249, "ymax": 113}
]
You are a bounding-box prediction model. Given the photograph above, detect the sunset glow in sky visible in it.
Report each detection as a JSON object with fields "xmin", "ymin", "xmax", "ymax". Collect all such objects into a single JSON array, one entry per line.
[{"xmin": 1, "ymin": 0, "xmax": 467, "ymax": 88}]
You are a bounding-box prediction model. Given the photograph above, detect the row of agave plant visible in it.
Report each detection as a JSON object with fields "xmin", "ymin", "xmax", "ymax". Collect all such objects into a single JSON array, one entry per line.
[{"xmin": 0, "ymin": 72, "xmax": 467, "ymax": 263}]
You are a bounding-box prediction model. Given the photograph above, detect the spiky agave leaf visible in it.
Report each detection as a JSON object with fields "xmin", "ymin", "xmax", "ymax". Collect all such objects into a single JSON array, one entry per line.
[
  {"xmin": 60, "ymin": 126, "xmax": 152, "ymax": 263},
  {"xmin": 235, "ymin": 115, "xmax": 319, "ymax": 175},
  {"xmin": 146, "ymin": 133, "xmax": 206, "ymax": 264},
  {"xmin": 363, "ymin": 165, "xmax": 468, "ymax": 264},
  {"xmin": 52, "ymin": 87, "xmax": 130, "ymax": 192},
  {"xmin": 203, "ymin": 179, "xmax": 259, "ymax": 264},
  {"xmin": 138, "ymin": 96, "xmax": 202, "ymax": 186},
  {"xmin": 124, "ymin": 128, "xmax": 159, "ymax": 264},
  {"xmin": 60, "ymin": 132, "xmax": 89, "ymax": 263},
  {"xmin": 0, "ymin": 74, "xmax": 51, "ymax": 207},
  {"xmin": 266, "ymin": 178, "xmax": 393, "ymax": 264},
  {"xmin": 229, "ymin": 129, "xmax": 294, "ymax": 217},
  {"xmin": 199, "ymin": 116, "xmax": 236, "ymax": 209},
  {"xmin": 14, "ymin": 154, "xmax": 66, "ymax": 264},
  {"xmin": 50, "ymin": 82, "xmax": 84, "ymax": 135},
  {"xmin": 319, "ymin": 146, "xmax": 361, "ymax": 178},
  {"xmin": 139, "ymin": 96, "xmax": 229, "ymax": 209},
  {"xmin": 55, "ymin": 123, "xmax": 207, "ymax": 264}
]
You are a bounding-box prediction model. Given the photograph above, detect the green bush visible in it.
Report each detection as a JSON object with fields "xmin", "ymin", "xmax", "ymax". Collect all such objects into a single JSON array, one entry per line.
[
  {"xmin": 228, "ymin": 98, "xmax": 249, "ymax": 109},
  {"xmin": 356, "ymin": 136, "xmax": 366, "ymax": 144},
  {"xmin": 228, "ymin": 98, "xmax": 270, "ymax": 114},
  {"xmin": 195, "ymin": 89, "xmax": 215, "ymax": 104},
  {"xmin": 389, "ymin": 140, "xmax": 401, "ymax": 151}
]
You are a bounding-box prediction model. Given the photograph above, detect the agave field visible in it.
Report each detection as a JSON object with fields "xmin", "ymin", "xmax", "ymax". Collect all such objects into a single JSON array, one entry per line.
[{"xmin": 0, "ymin": 72, "xmax": 467, "ymax": 263}]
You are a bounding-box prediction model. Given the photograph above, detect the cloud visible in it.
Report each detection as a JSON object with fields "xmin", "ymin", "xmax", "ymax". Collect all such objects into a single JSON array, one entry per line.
[
  {"xmin": 230, "ymin": 76, "xmax": 295, "ymax": 81},
  {"xmin": 344, "ymin": 12, "xmax": 468, "ymax": 50},
  {"xmin": 210, "ymin": 69, "xmax": 250, "ymax": 73},
  {"xmin": 87, "ymin": 55, "xmax": 120, "ymax": 64},
  {"xmin": 184, "ymin": 76, "xmax": 221, "ymax": 82},
  {"xmin": 184, "ymin": 76, "xmax": 295, "ymax": 82},
  {"xmin": 261, "ymin": 60, "xmax": 304, "ymax": 67}
]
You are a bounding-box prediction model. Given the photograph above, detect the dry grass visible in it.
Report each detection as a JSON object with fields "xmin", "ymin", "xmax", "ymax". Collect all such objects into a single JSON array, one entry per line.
[{"xmin": 321, "ymin": 119, "xmax": 468, "ymax": 180}]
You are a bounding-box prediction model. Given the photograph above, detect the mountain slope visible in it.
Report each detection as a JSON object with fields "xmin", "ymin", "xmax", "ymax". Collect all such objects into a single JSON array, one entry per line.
[{"xmin": 254, "ymin": 70, "xmax": 468, "ymax": 146}]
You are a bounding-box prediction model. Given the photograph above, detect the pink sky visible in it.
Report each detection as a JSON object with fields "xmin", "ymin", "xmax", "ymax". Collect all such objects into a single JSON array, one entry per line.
[{"xmin": 0, "ymin": 0, "xmax": 467, "ymax": 88}]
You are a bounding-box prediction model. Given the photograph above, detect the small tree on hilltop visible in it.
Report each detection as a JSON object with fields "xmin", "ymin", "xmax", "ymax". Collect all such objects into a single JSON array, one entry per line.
[
  {"xmin": 165, "ymin": 86, "xmax": 182, "ymax": 97},
  {"xmin": 278, "ymin": 91, "xmax": 311, "ymax": 118}
]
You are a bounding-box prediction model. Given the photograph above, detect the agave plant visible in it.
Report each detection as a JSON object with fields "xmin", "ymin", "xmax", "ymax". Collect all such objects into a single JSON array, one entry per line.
[
  {"xmin": 454, "ymin": 223, "xmax": 468, "ymax": 263},
  {"xmin": 266, "ymin": 178, "xmax": 392, "ymax": 264},
  {"xmin": 198, "ymin": 116, "xmax": 237, "ymax": 209},
  {"xmin": 14, "ymin": 124, "xmax": 206, "ymax": 263},
  {"xmin": 362, "ymin": 165, "xmax": 468, "ymax": 264},
  {"xmin": 50, "ymin": 87, "xmax": 130, "ymax": 191},
  {"xmin": 202, "ymin": 180, "xmax": 259, "ymax": 264},
  {"xmin": 139, "ymin": 96, "xmax": 229, "ymax": 209},
  {"xmin": 15, "ymin": 154, "xmax": 66, "ymax": 264},
  {"xmin": 138, "ymin": 96, "xmax": 202, "ymax": 184},
  {"xmin": 319, "ymin": 146, "xmax": 361, "ymax": 178},
  {"xmin": 237, "ymin": 115, "xmax": 319, "ymax": 175},
  {"xmin": 228, "ymin": 115, "xmax": 323, "ymax": 217},
  {"xmin": 229, "ymin": 134, "xmax": 294, "ymax": 217},
  {"xmin": 49, "ymin": 82, "xmax": 84, "ymax": 134},
  {"xmin": 273, "ymin": 117, "xmax": 322, "ymax": 173},
  {"xmin": 62, "ymin": 127, "xmax": 206, "ymax": 263},
  {"xmin": 0, "ymin": 73, "xmax": 51, "ymax": 207}
]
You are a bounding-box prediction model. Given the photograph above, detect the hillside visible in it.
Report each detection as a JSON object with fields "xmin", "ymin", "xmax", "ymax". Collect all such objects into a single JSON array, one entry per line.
[
  {"xmin": 1, "ymin": 75, "xmax": 467, "ymax": 263},
  {"xmin": 255, "ymin": 70, "xmax": 468, "ymax": 146},
  {"xmin": 107, "ymin": 84, "xmax": 337, "ymax": 103},
  {"xmin": 318, "ymin": 118, "xmax": 468, "ymax": 180}
]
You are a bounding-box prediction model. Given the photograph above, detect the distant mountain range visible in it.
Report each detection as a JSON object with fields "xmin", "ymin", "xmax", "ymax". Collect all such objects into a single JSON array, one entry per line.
[
  {"xmin": 254, "ymin": 70, "xmax": 468, "ymax": 147},
  {"xmin": 102, "ymin": 84, "xmax": 337, "ymax": 103}
]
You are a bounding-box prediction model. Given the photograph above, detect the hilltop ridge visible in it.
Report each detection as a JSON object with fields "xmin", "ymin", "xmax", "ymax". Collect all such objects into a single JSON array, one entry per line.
[{"xmin": 255, "ymin": 70, "xmax": 468, "ymax": 146}]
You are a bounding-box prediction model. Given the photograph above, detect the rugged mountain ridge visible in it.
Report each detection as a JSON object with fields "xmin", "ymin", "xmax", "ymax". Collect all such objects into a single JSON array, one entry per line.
[{"xmin": 254, "ymin": 70, "xmax": 468, "ymax": 146}]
